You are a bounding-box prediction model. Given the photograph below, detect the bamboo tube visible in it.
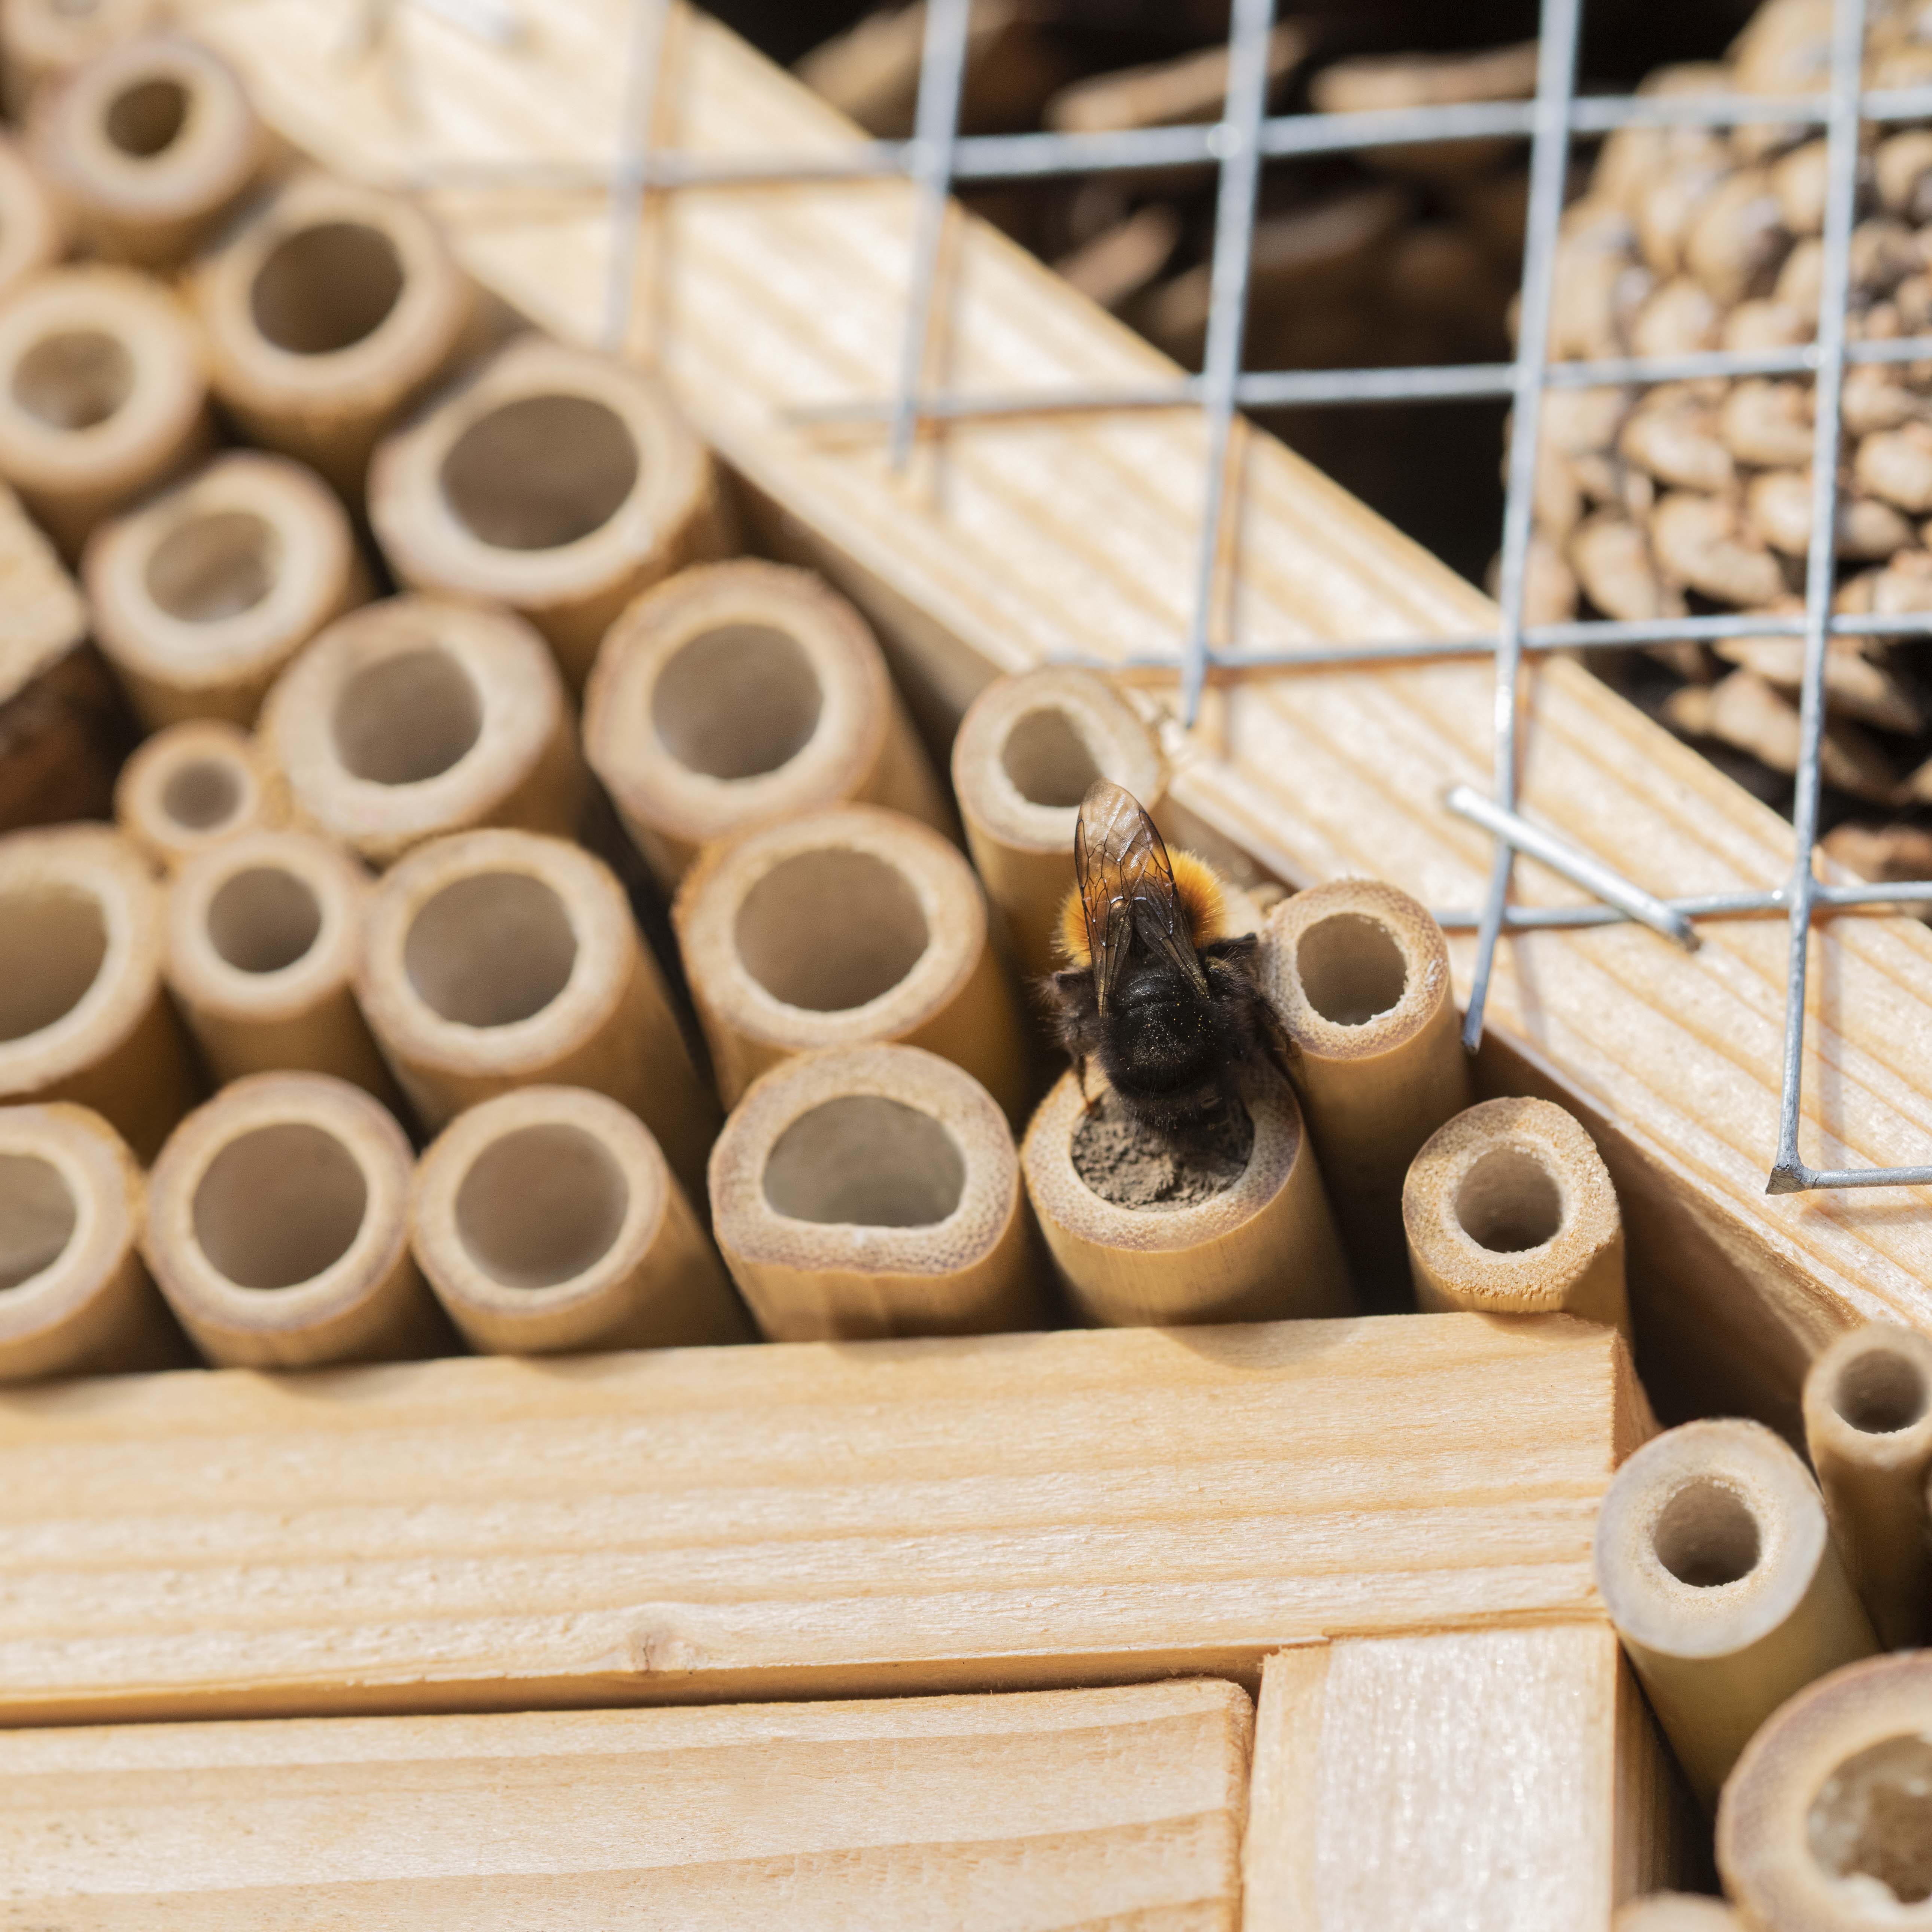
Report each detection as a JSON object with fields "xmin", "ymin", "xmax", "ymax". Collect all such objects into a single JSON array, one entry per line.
[
  {"xmin": 709, "ymin": 1043, "xmax": 1044, "ymax": 1341},
  {"xmin": 26, "ymin": 34, "xmax": 261, "ymax": 269},
  {"xmin": 186, "ymin": 172, "xmax": 472, "ymax": 501},
  {"xmin": 0, "ymin": 1101, "xmax": 185, "ymax": 1379},
  {"xmin": 142, "ymin": 1070, "xmax": 450, "ymax": 1368},
  {"xmin": 163, "ymin": 828, "xmax": 396, "ymax": 1105},
  {"xmin": 85, "ymin": 451, "xmax": 365, "ymax": 729},
  {"xmin": 1613, "ymin": 1900, "xmax": 1741, "ymax": 1931},
  {"xmin": 1403, "ymin": 1095, "xmax": 1629, "ymax": 1337},
  {"xmin": 412, "ymin": 1083, "xmax": 746, "ymax": 1354},
  {"xmin": 583, "ymin": 559, "xmax": 950, "ymax": 888},
  {"xmin": 255, "ymin": 595, "xmax": 582, "ymax": 870},
  {"xmin": 0, "ymin": 264, "xmax": 209, "ymax": 559},
  {"xmin": 368, "ymin": 333, "xmax": 731, "ymax": 691},
  {"xmin": 1717, "ymin": 1651, "xmax": 1932, "ymax": 1929},
  {"xmin": 950, "ymin": 666, "xmax": 1165, "ymax": 980},
  {"xmin": 0, "ymin": 823, "xmax": 195, "ymax": 1159},
  {"xmin": 1019, "ymin": 1067, "xmax": 1351, "ymax": 1327},
  {"xmin": 1594, "ymin": 1418, "xmax": 1877, "ymax": 1808},
  {"xmin": 0, "ymin": 136, "xmax": 61, "ymax": 304},
  {"xmin": 357, "ymin": 828, "xmax": 718, "ymax": 1204},
  {"xmin": 0, "ymin": 0, "xmax": 154, "ymax": 113},
  {"xmin": 1801, "ymin": 1323, "xmax": 1932, "ymax": 1651},
  {"xmin": 112, "ymin": 717, "xmax": 282, "ymax": 872},
  {"xmin": 674, "ymin": 804, "xmax": 1027, "ymax": 1121},
  {"xmin": 1260, "ymin": 879, "xmax": 1470, "ymax": 1307}
]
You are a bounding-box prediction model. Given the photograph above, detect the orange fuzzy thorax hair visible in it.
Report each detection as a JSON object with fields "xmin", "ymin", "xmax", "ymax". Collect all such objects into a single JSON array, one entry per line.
[{"xmin": 1056, "ymin": 849, "xmax": 1229, "ymax": 967}]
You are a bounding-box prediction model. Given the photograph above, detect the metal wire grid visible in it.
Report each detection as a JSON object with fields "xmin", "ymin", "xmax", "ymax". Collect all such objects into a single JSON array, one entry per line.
[{"xmin": 392, "ymin": 0, "xmax": 1932, "ymax": 1189}]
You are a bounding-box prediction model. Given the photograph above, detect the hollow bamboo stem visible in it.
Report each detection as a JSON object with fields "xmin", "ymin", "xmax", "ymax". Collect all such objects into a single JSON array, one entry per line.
[
  {"xmin": 358, "ymin": 827, "xmax": 718, "ymax": 1204},
  {"xmin": 1403, "ymin": 1095, "xmax": 1628, "ymax": 1337},
  {"xmin": 412, "ymin": 1083, "xmax": 746, "ymax": 1354},
  {"xmin": 85, "ymin": 451, "xmax": 365, "ymax": 728},
  {"xmin": 256, "ymin": 595, "xmax": 582, "ymax": 870},
  {"xmin": 0, "ymin": 0, "xmax": 156, "ymax": 113},
  {"xmin": 369, "ymin": 333, "xmax": 732, "ymax": 691},
  {"xmin": 142, "ymin": 1070, "xmax": 450, "ymax": 1368},
  {"xmin": 164, "ymin": 828, "xmax": 397, "ymax": 1106},
  {"xmin": 1801, "ymin": 1323, "xmax": 1932, "ymax": 1651},
  {"xmin": 709, "ymin": 1043, "xmax": 1044, "ymax": 1341},
  {"xmin": 1594, "ymin": 1418, "xmax": 1877, "ymax": 1808},
  {"xmin": 675, "ymin": 803, "xmax": 1028, "ymax": 1121},
  {"xmin": 0, "ymin": 136, "xmax": 62, "ymax": 305},
  {"xmin": 951, "ymin": 666, "xmax": 1165, "ymax": 980},
  {"xmin": 1020, "ymin": 1067, "xmax": 1351, "ymax": 1327},
  {"xmin": 584, "ymin": 559, "xmax": 949, "ymax": 888},
  {"xmin": 113, "ymin": 718, "xmax": 282, "ymax": 872},
  {"xmin": 0, "ymin": 1101, "xmax": 186, "ymax": 1379}
]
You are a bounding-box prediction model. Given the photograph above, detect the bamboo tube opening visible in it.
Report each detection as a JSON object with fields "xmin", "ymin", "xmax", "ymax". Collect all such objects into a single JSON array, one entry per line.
[
  {"xmin": 102, "ymin": 73, "xmax": 179, "ymax": 153},
  {"xmin": 205, "ymin": 865, "xmax": 321, "ymax": 976},
  {"xmin": 456, "ymin": 1121, "xmax": 625, "ymax": 1288},
  {"xmin": 0, "ymin": 1148, "xmax": 74, "ymax": 1284},
  {"xmin": 14, "ymin": 325, "xmax": 130, "ymax": 426},
  {"xmin": 1832, "ymin": 1342, "xmax": 1929, "ymax": 1434},
  {"xmin": 403, "ymin": 870, "xmax": 577, "ymax": 1027},
  {"xmin": 0, "ymin": 885, "xmax": 105, "ymax": 1040},
  {"xmin": 250, "ymin": 221, "xmax": 402, "ymax": 356},
  {"xmin": 194, "ymin": 1119, "xmax": 365, "ymax": 1289},
  {"xmin": 440, "ymin": 393, "xmax": 638, "ymax": 550},
  {"xmin": 332, "ymin": 645, "xmax": 481, "ymax": 785},
  {"xmin": 148, "ymin": 509, "xmax": 274, "ymax": 621},
  {"xmin": 1000, "ymin": 704, "xmax": 1103, "ymax": 806},
  {"xmin": 159, "ymin": 755, "xmax": 241, "ymax": 830},
  {"xmin": 1295, "ymin": 910, "xmax": 1409, "ymax": 1025},
  {"xmin": 652, "ymin": 622, "xmax": 821, "ymax": 780},
  {"xmin": 1651, "ymin": 1476, "xmax": 1764, "ymax": 1588},
  {"xmin": 1454, "ymin": 1143, "xmax": 1566, "ymax": 1253},
  {"xmin": 114, "ymin": 718, "xmax": 277, "ymax": 871},
  {"xmin": 1808, "ymin": 1734, "xmax": 1932, "ymax": 1903},
  {"xmin": 763, "ymin": 1095, "xmax": 967, "ymax": 1226},
  {"xmin": 735, "ymin": 848, "xmax": 930, "ymax": 1012}
]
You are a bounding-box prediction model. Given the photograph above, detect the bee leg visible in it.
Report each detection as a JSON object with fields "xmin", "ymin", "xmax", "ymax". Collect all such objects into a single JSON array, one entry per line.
[{"xmin": 1256, "ymin": 992, "xmax": 1297, "ymax": 1086}]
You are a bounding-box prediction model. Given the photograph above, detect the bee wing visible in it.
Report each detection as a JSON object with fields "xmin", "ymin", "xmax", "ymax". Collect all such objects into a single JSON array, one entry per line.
[{"xmin": 1074, "ymin": 778, "xmax": 1210, "ymax": 1013}]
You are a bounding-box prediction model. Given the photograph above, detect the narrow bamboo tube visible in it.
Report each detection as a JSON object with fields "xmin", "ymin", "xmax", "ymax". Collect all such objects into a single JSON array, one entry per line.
[
  {"xmin": 0, "ymin": 823, "xmax": 195, "ymax": 1159},
  {"xmin": 413, "ymin": 1084, "xmax": 746, "ymax": 1354},
  {"xmin": 1261, "ymin": 878, "xmax": 1470, "ymax": 1308},
  {"xmin": 0, "ymin": 0, "xmax": 155, "ymax": 113},
  {"xmin": 0, "ymin": 136, "xmax": 62, "ymax": 304},
  {"xmin": 709, "ymin": 1043, "xmax": 1044, "ymax": 1341},
  {"xmin": 186, "ymin": 172, "xmax": 473, "ymax": 501},
  {"xmin": 1717, "ymin": 1651, "xmax": 1932, "ymax": 1929},
  {"xmin": 142, "ymin": 1070, "xmax": 450, "ymax": 1368},
  {"xmin": 164, "ymin": 828, "xmax": 396, "ymax": 1105},
  {"xmin": 85, "ymin": 451, "xmax": 365, "ymax": 728},
  {"xmin": 0, "ymin": 264, "xmax": 209, "ymax": 559},
  {"xmin": 26, "ymin": 34, "xmax": 261, "ymax": 268},
  {"xmin": 1020, "ymin": 1067, "xmax": 1351, "ymax": 1327},
  {"xmin": 256, "ymin": 596, "xmax": 582, "ymax": 870},
  {"xmin": 950, "ymin": 666, "xmax": 1165, "ymax": 980},
  {"xmin": 674, "ymin": 803, "xmax": 1028, "ymax": 1121},
  {"xmin": 583, "ymin": 559, "xmax": 950, "ymax": 887},
  {"xmin": 113, "ymin": 718, "xmax": 282, "ymax": 873},
  {"xmin": 1404, "ymin": 1094, "xmax": 1628, "ymax": 1335},
  {"xmin": 368, "ymin": 333, "xmax": 731, "ymax": 690},
  {"xmin": 1594, "ymin": 1419, "xmax": 1877, "ymax": 1809},
  {"xmin": 357, "ymin": 828, "xmax": 718, "ymax": 1204},
  {"xmin": 1613, "ymin": 1900, "xmax": 1741, "ymax": 1931},
  {"xmin": 0, "ymin": 1102, "xmax": 186, "ymax": 1379},
  {"xmin": 1801, "ymin": 1323, "xmax": 1932, "ymax": 1652}
]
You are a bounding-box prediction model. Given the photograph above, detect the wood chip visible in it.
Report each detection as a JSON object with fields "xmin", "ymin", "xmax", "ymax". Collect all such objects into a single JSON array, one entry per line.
[
  {"xmin": 1620, "ymin": 390, "xmax": 1734, "ymax": 494},
  {"xmin": 1720, "ymin": 380, "xmax": 1815, "ymax": 468},
  {"xmin": 1053, "ymin": 202, "xmax": 1180, "ymax": 311},
  {"xmin": 1652, "ymin": 490, "xmax": 1787, "ymax": 605},
  {"xmin": 1569, "ymin": 510, "xmax": 1681, "ymax": 622},
  {"xmin": 1308, "ymin": 40, "xmax": 1538, "ymax": 180},
  {"xmin": 1666, "ymin": 669, "xmax": 1899, "ymax": 801},
  {"xmin": 1856, "ymin": 422, "xmax": 1932, "ymax": 514},
  {"xmin": 1044, "ymin": 22, "xmax": 1306, "ymax": 135}
]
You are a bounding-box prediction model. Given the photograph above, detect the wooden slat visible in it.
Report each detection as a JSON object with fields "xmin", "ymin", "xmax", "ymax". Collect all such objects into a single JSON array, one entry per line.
[
  {"xmin": 0, "ymin": 1313, "xmax": 1640, "ymax": 1722},
  {"xmin": 0, "ymin": 1680, "xmax": 1250, "ymax": 1928}
]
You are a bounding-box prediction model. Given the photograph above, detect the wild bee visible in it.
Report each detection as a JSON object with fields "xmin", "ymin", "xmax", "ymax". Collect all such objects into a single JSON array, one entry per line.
[{"xmin": 1042, "ymin": 778, "xmax": 1290, "ymax": 1136}]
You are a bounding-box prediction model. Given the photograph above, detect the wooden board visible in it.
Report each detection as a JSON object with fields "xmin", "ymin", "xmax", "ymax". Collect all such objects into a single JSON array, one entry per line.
[
  {"xmin": 0, "ymin": 1680, "xmax": 1250, "ymax": 1928},
  {"xmin": 0, "ymin": 1312, "xmax": 1643, "ymax": 1723},
  {"xmin": 1242, "ymin": 1627, "xmax": 1698, "ymax": 1932},
  {"xmin": 179, "ymin": 0, "xmax": 1932, "ymax": 1432}
]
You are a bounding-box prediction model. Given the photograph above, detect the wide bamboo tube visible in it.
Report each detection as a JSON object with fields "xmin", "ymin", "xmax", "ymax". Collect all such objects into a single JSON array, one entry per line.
[
  {"xmin": 1717, "ymin": 1652, "xmax": 1932, "ymax": 1929},
  {"xmin": 1261, "ymin": 878, "xmax": 1470, "ymax": 1308},
  {"xmin": 951, "ymin": 666, "xmax": 1166, "ymax": 980},
  {"xmin": 710, "ymin": 1043, "xmax": 1044, "ymax": 1341},
  {"xmin": 256, "ymin": 595, "xmax": 581, "ymax": 870},
  {"xmin": 164, "ymin": 828, "xmax": 395, "ymax": 1104},
  {"xmin": 1594, "ymin": 1418, "xmax": 1877, "ymax": 1808},
  {"xmin": 142, "ymin": 1070, "xmax": 450, "ymax": 1368},
  {"xmin": 0, "ymin": 1101, "xmax": 185, "ymax": 1379},
  {"xmin": 1403, "ymin": 1095, "xmax": 1629, "ymax": 1337},
  {"xmin": 412, "ymin": 1083, "xmax": 746, "ymax": 1354},
  {"xmin": 113, "ymin": 718, "xmax": 282, "ymax": 872},
  {"xmin": 0, "ymin": 823, "xmax": 195, "ymax": 1159},
  {"xmin": 85, "ymin": 451, "xmax": 365, "ymax": 728},
  {"xmin": 583, "ymin": 559, "xmax": 949, "ymax": 888},
  {"xmin": 368, "ymin": 333, "xmax": 731, "ymax": 690},
  {"xmin": 675, "ymin": 803, "xmax": 1027, "ymax": 1121},
  {"xmin": 1613, "ymin": 1900, "xmax": 1741, "ymax": 1931},
  {"xmin": 1801, "ymin": 1323, "xmax": 1932, "ymax": 1652},
  {"xmin": 0, "ymin": 136, "xmax": 62, "ymax": 304},
  {"xmin": 27, "ymin": 34, "xmax": 260, "ymax": 268},
  {"xmin": 358, "ymin": 828, "xmax": 717, "ymax": 1203},
  {"xmin": 1020, "ymin": 1067, "xmax": 1351, "ymax": 1327},
  {"xmin": 0, "ymin": 0, "xmax": 155, "ymax": 113},
  {"xmin": 186, "ymin": 173, "xmax": 472, "ymax": 501},
  {"xmin": 0, "ymin": 264, "xmax": 209, "ymax": 559}
]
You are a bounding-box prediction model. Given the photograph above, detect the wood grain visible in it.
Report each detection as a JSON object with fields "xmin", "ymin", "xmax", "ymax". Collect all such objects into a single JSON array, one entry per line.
[
  {"xmin": 0, "ymin": 1680, "xmax": 1251, "ymax": 1929},
  {"xmin": 0, "ymin": 1311, "xmax": 1642, "ymax": 1723}
]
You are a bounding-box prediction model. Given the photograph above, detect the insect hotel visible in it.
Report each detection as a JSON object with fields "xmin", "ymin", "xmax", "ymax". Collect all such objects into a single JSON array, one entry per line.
[{"xmin": 0, "ymin": 0, "xmax": 1928, "ymax": 1924}]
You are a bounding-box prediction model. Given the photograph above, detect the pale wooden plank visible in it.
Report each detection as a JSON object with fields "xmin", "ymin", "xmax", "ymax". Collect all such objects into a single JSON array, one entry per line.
[
  {"xmin": 0, "ymin": 1680, "xmax": 1249, "ymax": 1929},
  {"xmin": 0, "ymin": 1312, "xmax": 1639, "ymax": 1722}
]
